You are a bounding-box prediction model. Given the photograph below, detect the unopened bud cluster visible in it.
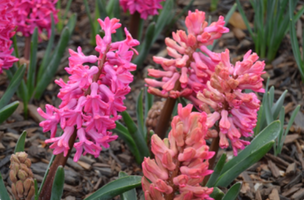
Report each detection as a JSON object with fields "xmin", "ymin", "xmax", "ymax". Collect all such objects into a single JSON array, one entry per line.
[
  {"xmin": 9, "ymin": 152, "xmax": 35, "ymax": 200},
  {"xmin": 142, "ymin": 104, "xmax": 214, "ymax": 200}
]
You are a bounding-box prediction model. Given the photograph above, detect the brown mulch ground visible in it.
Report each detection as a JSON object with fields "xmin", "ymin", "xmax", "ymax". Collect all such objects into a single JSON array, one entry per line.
[{"xmin": 1, "ymin": 0, "xmax": 304, "ymax": 199}]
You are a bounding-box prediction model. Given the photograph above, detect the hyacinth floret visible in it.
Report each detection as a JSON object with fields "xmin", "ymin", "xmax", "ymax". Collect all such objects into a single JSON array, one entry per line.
[
  {"xmin": 38, "ymin": 17, "xmax": 139, "ymax": 162},
  {"xmin": 197, "ymin": 49, "xmax": 265, "ymax": 155},
  {"xmin": 145, "ymin": 9, "xmax": 229, "ymax": 100},
  {"xmin": 119, "ymin": 0, "xmax": 164, "ymax": 19},
  {"xmin": 0, "ymin": 1, "xmax": 19, "ymax": 73},
  {"xmin": 13, "ymin": 0, "xmax": 59, "ymax": 38},
  {"xmin": 142, "ymin": 104, "xmax": 214, "ymax": 200}
]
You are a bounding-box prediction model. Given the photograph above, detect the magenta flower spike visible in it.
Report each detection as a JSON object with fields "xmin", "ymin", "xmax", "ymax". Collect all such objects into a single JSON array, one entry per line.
[
  {"xmin": 196, "ymin": 49, "xmax": 265, "ymax": 155},
  {"xmin": 38, "ymin": 17, "xmax": 139, "ymax": 162},
  {"xmin": 142, "ymin": 104, "xmax": 214, "ymax": 200},
  {"xmin": 145, "ymin": 10, "xmax": 229, "ymax": 102},
  {"xmin": 13, "ymin": 0, "xmax": 59, "ymax": 38},
  {"xmin": 119, "ymin": 0, "xmax": 164, "ymax": 19},
  {"xmin": 0, "ymin": 1, "xmax": 19, "ymax": 73}
]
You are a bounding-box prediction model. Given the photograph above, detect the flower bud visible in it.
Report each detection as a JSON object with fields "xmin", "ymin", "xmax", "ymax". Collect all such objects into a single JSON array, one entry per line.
[{"xmin": 9, "ymin": 152, "xmax": 35, "ymax": 200}]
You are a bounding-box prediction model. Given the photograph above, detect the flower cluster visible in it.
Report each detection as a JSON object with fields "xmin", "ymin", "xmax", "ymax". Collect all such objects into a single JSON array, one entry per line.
[
  {"xmin": 119, "ymin": 0, "xmax": 164, "ymax": 19},
  {"xmin": 0, "ymin": 1, "xmax": 19, "ymax": 73},
  {"xmin": 142, "ymin": 104, "xmax": 214, "ymax": 200},
  {"xmin": 38, "ymin": 17, "xmax": 139, "ymax": 162},
  {"xmin": 198, "ymin": 49, "xmax": 265, "ymax": 155},
  {"xmin": 145, "ymin": 9, "xmax": 265, "ymax": 155},
  {"xmin": 13, "ymin": 0, "xmax": 58, "ymax": 38},
  {"xmin": 145, "ymin": 9, "xmax": 229, "ymax": 99}
]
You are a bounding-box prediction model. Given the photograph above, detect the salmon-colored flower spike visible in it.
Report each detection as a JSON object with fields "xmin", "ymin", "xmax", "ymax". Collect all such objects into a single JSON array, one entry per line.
[
  {"xmin": 119, "ymin": 0, "xmax": 164, "ymax": 19},
  {"xmin": 142, "ymin": 104, "xmax": 215, "ymax": 200},
  {"xmin": 13, "ymin": 0, "xmax": 58, "ymax": 38},
  {"xmin": 38, "ymin": 17, "xmax": 139, "ymax": 162},
  {"xmin": 0, "ymin": 1, "xmax": 19, "ymax": 73},
  {"xmin": 196, "ymin": 49, "xmax": 265, "ymax": 155},
  {"xmin": 145, "ymin": 9, "xmax": 229, "ymax": 101}
]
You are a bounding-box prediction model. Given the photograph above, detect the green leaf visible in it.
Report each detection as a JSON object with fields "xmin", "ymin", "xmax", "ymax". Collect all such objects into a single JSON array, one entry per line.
[
  {"xmin": 206, "ymin": 154, "xmax": 226, "ymax": 187},
  {"xmin": 106, "ymin": 0, "xmax": 116, "ymax": 18},
  {"xmin": 38, "ymin": 14, "xmax": 56, "ymax": 83},
  {"xmin": 96, "ymin": 0, "xmax": 107, "ymax": 20},
  {"xmin": 271, "ymin": 90, "xmax": 287, "ymax": 120},
  {"xmin": 210, "ymin": 187, "xmax": 224, "ymax": 200},
  {"xmin": 38, "ymin": 154, "xmax": 56, "ymax": 195},
  {"xmin": 216, "ymin": 141, "xmax": 274, "ymax": 187},
  {"xmin": 50, "ymin": 166, "xmax": 65, "ymax": 200},
  {"xmin": 27, "ymin": 28, "xmax": 38, "ymax": 97},
  {"xmin": 83, "ymin": 0, "xmax": 97, "ymax": 44},
  {"xmin": 84, "ymin": 176, "xmax": 142, "ymax": 200},
  {"xmin": 14, "ymin": 130, "xmax": 27, "ymax": 153},
  {"xmin": 152, "ymin": 0, "xmax": 174, "ymax": 44},
  {"xmin": 136, "ymin": 90, "xmax": 145, "ymax": 139},
  {"xmin": 34, "ymin": 179, "xmax": 38, "ymax": 200},
  {"xmin": 222, "ymin": 120, "xmax": 281, "ymax": 174},
  {"xmin": 144, "ymin": 86, "xmax": 154, "ymax": 122},
  {"xmin": 0, "ymin": 64, "xmax": 26, "ymax": 109},
  {"xmin": 0, "ymin": 101, "xmax": 19, "ymax": 124},
  {"xmin": 113, "ymin": 121, "xmax": 142, "ymax": 164},
  {"xmin": 119, "ymin": 172, "xmax": 137, "ymax": 200},
  {"xmin": 66, "ymin": 13, "xmax": 77, "ymax": 38},
  {"xmin": 0, "ymin": 173, "xmax": 10, "ymax": 200},
  {"xmin": 236, "ymin": 0, "xmax": 254, "ymax": 38},
  {"xmin": 121, "ymin": 111, "xmax": 150, "ymax": 160},
  {"xmin": 133, "ymin": 22, "xmax": 155, "ymax": 68},
  {"xmin": 283, "ymin": 105, "xmax": 300, "ymax": 145},
  {"xmin": 34, "ymin": 27, "xmax": 70, "ymax": 99},
  {"xmin": 222, "ymin": 182, "xmax": 242, "ymax": 200},
  {"xmin": 113, "ymin": 0, "xmax": 123, "ymax": 41}
]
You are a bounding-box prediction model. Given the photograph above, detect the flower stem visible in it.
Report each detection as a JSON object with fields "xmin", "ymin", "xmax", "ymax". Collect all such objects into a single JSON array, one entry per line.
[
  {"xmin": 154, "ymin": 81, "xmax": 181, "ymax": 139},
  {"xmin": 129, "ymin": 12, "xmax": 140, "ymax": 39},
  {"xmin": 39, "ymin": 130, "xmax": 77, "ymax": 200}
]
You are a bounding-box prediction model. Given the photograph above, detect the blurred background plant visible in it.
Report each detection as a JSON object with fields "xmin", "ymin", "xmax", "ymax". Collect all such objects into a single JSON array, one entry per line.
[{"xmin": 236, "ymin": 0, "xmax": 304, "ymax": 62}]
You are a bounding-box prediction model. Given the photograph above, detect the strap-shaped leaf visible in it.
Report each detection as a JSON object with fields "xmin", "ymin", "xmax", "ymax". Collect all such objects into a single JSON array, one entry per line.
[
  {"xmin": 152, "ymin": 0, "xmax": 174, "ymax": 44},
  {"xmin": 222, "ymin": 182, "xmax": 242, "ymax": 200},
  {"xmin": 0, "ymin": 64, "xmax": 25, "ymax": 109},
  {"xmin": 271, "ymin": 90, "xmax": 287, "ymax": 120},
  {"xmin": 113, "ymin": 121, "xmax": 141, "ymax": 164},
  {"xmin": 136, "ymin": 90, "xmax": 145, "ymax": 139},
  {"xmin": 66, "ymin": 13, "xmax": 77, "ymax": 38},
  {"xmin": 113, "ymin": 0, "xmax": 123, "ymax": 41},
  {"xmin": 0, "ymin": 101, "xmax": 19, "ymax": 124},
  {"xmin": 222, "ymin": 120, "xmax": 280, "ymax": 174},
  {"xmin": 34, "ymin": 27, "xmax": 70, "ymax": 99},
  {"xmin": 119, "ymin": 172, "xmax": 137, "ymax": 200},
  {"xmin": 144, "ymin": 86, "xmax": 154, "ymax": 122},
  {"xmin": 84, "ymin": 175, "xmax": 142, "ymax": 200},
  {"xmin": 38, "ymin": 154, "xmax": 56, "ymax": 195},
  {"xmin": 206, "ymin": 154, "xmax": 226, "ymax": 187},
  {"xmin": 0, "ymin": 173, "xmax": 10, "ymax": 200},
  {"xmin": 133, "ymin": 22, "xmax": 155, "ymax": 68},
  {"xmin": 34, "ymin": 179, "xmax": 38, "ymax": 200},
  {"xmin": 210, "ymin": 187, "xmax": 224, "ymax": 200},
  {"xmin": 38, "ymin": 13, "xmax": 55, "ymax": 83},
  {"xmin": 50, "ymin": 166, "xmax": 65, "ymax": 200},
  {"xmin": 121, "ymin": 111, "xmax": 150, "ymax": 159},
  {"xmin": 14, "ymin": 130, "xmax": 27, "ymax": 153},
  {"xmin": 216, "ymin": 141, "xmax": 274, "ymax": 187},
  {"xmin": 27, "ymin": 27, "xmax": 38, "ymax": 97}
]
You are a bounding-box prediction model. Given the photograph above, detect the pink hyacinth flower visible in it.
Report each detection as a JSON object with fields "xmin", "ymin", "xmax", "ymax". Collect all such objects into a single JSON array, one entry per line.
[
  {"xmin": 195, "ymin": 49, "xmax": 265, "ymax": 155},
  {"xmin": 145, "ymin": 9, "xmax": 229, "ymax": 104},
  {"xmin": 38, "ymin": 17, "xmax": 139, "ymax": 161},
  {"xmin": 119, "ymin": 0, "xmax": 164, "ymax": 19},
  {"xmin": 142, "ymin": 104, "xmax": 214, "ymax": 199}
]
